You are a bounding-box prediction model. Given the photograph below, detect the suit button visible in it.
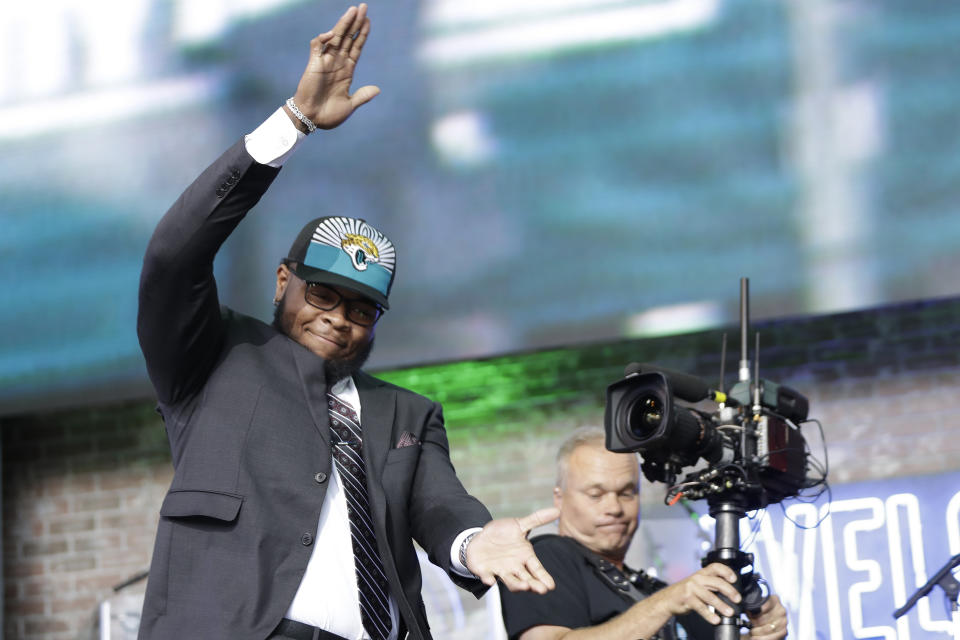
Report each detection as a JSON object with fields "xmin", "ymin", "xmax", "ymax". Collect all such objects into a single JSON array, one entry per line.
[
  {"xmin": 314, "ymin": 472, "xmax": 327, "ymax": 484},
  {"xmin": 301, "ymin": 533, "xmax": 313, "ymax": 546}
]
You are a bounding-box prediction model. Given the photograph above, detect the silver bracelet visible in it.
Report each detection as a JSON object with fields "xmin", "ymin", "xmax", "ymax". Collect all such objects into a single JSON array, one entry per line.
[
  {"xmin": 459, "ymin": 531, "xmax": 480, "ymax": 574},
  {"xmin": 285, "ymin": 97, "xmax": 316, "ymax": 133}
]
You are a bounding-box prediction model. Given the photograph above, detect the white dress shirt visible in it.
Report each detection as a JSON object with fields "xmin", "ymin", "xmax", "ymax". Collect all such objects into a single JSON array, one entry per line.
[
  {"xmin": 284, "ymin": 377, "xmax": 398, "ymax": 639},
  {"xmin": 244, "ymin": 109, "xmax": 479, "ymax": 638}
]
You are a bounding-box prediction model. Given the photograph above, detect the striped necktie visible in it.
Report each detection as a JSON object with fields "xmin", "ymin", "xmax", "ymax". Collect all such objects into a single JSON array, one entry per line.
[{"xmin": 326, "ymin": 392, "xmax": 393, "ymax": 640}]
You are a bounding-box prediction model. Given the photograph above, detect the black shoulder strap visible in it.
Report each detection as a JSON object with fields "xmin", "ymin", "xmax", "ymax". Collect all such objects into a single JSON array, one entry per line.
[
  {"xmin": 534, "ymin": 535, "xmax": 663, "ymax": 598},
  {"xmin": 531, "ymin": 535, "xmax": 678, "ymax": 640}
]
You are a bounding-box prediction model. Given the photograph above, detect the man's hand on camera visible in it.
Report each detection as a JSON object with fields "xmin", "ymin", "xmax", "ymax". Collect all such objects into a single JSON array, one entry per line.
[
  {"xmin": 654, "ymin": 562, "xmax": 743, "ymax": 623},
  {"xmin": 746, "ymin": 594, "xmax": 788, "ymax": 640}
]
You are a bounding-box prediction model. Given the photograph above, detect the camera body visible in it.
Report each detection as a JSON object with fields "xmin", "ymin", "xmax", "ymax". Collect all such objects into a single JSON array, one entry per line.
[{"xmin": 604, "ymin": 368, "xmax": 809, "ymax": 510}]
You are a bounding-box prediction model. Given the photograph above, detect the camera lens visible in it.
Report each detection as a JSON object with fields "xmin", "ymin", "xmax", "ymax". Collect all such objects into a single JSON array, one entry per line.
[{"xmin": 628, "ymin": 394, "xmax": 663, "ymax": 439}]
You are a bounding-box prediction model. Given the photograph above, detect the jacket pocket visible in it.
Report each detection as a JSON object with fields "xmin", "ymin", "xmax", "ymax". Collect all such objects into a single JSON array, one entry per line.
[
  {"xmin": 160, "ymin": 489, "xmax": 244, "ymax": 521},
  {"xmin": 384, "ymin": 444, "xmax": 421, "ymax": 466}
]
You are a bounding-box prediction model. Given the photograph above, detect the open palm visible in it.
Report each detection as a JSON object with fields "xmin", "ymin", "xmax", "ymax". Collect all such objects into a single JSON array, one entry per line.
[
  {"xmin": 291, "ymin": 4, "xmax": 380, "ymax": 130},
  {"xmin": 466, "ymin": 507, "xmax": 560, "ymax": 594}
]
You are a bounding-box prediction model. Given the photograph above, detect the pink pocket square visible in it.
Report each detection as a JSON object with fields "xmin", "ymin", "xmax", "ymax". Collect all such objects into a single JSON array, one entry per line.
[{"xmin": 395, "ymin": 431, "xmax": 421, "ymax": 448}]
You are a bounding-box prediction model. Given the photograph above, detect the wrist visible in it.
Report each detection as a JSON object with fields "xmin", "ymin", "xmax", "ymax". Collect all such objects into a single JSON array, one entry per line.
[
  {"xmin": 459, "ymin": 531, "xmax": 480, "ymax": 574},
  {"xmin": 284, "ymin": 97, "xmax": 316, "ymax": 134}
]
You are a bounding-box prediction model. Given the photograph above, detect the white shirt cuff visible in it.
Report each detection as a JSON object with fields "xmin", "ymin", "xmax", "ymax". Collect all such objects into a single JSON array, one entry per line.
[
  {"xmin": 450, "ymin": 527, "xmax": 484, "ymax": 578},
  {"xmin": 244, "ymin": 107, "xmax": 307, "ymax": 167}
]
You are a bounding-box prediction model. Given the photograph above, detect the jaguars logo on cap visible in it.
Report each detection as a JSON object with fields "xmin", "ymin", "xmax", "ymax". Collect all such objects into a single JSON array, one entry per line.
[
  {"xmin": 340, "ymin": 233, "xmax": 381, "ymax": 271},
  {"xmin": 312, "ymin": 217, "xmax": 395, "ymax": 274}
]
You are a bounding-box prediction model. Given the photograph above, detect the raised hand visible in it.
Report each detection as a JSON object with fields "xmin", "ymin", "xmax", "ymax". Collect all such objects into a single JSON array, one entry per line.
[
  {"xmin": 465, "ymin": 507, "xmax": 560, "ymax": 594},
  {"xmin": 286, "ymin": 3, "xmax": 380, "ymax": 131}
]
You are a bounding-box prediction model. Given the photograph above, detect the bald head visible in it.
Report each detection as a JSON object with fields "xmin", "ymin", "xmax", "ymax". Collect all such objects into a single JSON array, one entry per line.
[
  {"xmin": 552, "ymin": 427, "xmax": 641, "ymax": 565},
  {"xmin": 555, "ymin": 426, "xmax": 607, "ymax": 489}
]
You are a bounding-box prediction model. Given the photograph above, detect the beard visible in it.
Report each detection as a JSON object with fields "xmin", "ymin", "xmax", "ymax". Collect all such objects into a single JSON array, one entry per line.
[
  {"xmin": 272, "ymin": 292, "xmax": 376, "ymax": 384},
  {"xmin": 323, "ymin": 335, "xmax": 375, "ymax": 383}
]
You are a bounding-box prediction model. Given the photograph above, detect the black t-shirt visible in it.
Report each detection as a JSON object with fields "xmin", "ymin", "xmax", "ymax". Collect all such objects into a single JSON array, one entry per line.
[{"xmin": 499, "ymin": 535, "xmax": 715, "ymax": 640}]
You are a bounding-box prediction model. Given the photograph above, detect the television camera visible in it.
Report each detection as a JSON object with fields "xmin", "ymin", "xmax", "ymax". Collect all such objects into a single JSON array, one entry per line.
[{"xmin": 603, "ymin": 278, "xmax": 827, "ymax": 639}]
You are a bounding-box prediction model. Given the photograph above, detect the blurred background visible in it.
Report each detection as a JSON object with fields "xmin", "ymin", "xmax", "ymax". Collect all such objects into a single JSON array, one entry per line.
[
  {"xmin": 2, "ymin": 0, "xmax": 960, "ymax": 638},
  {"xmin": 3, "ymin": 0, "xmax": 959, "ymax": 412}
]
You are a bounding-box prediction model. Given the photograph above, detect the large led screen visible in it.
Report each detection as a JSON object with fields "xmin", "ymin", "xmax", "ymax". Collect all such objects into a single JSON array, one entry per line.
[{"xmin": 2, "ymin": 0, "xmax": 959, "ymax": 412}]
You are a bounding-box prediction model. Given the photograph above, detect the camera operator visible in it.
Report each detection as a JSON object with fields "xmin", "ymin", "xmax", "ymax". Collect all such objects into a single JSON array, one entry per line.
[{"xmin": 499, "ymin": 427, "xmax": 788, "ymax": 640}]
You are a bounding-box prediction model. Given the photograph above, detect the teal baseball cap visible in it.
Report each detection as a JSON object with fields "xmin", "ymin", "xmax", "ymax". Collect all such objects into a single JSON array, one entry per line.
[{"xmin": 285, "ymin": 216, "xmax": 397, "ymax": 309}]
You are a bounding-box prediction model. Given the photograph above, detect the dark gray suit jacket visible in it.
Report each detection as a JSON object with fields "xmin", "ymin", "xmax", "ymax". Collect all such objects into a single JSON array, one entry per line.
[{"xmin": 136, "ymin": 139, "xmax": 491, "ymax": 639}]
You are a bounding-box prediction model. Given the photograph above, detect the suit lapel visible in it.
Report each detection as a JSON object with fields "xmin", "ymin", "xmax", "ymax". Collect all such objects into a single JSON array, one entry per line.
[
  {"xmin": 289, "ymin": 340, "xmax": 332, "ymax": 448},
  {"xmin": 355, "ymin": 372, "xmax": 418, "ymax": 635},
  {"xmin": 354, "ymin": 371, "xmax": 394, "ymax": 481}
]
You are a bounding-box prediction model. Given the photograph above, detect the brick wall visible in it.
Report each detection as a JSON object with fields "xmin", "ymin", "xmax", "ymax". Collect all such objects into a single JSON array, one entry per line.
[
  {"xmin": 4, "ymin": 296, "xmax": 960, "ymax": 639},
  {"xmin": 2, "ymin": 404, "xmax": 170, "ymax": 639}
]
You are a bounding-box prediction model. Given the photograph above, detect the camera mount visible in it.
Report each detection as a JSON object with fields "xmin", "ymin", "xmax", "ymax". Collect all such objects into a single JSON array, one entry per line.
[{"xmin": 604, "ymin": 278, "xmax": 827, "ymax": 638}]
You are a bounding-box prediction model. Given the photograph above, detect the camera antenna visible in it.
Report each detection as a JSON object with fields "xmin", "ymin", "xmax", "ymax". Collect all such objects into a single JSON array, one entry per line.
[
  {"xmin": 753, "ymin": 332, "xmax": 762, "ymax": 412},
  {"xmin": 719, "ymin": 333, "xmax": 728, "ymax": 394},
  {"xmin": 705, "ymin": 276, "xmax": 766, "ymax": 640},
  {"xmin": 738, "ymin": 278, "xmax": 751, "ymax": 383}
]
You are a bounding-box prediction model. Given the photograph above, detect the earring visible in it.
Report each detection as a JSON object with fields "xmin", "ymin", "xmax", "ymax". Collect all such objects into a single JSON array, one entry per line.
[{"xmin": 273, "ymin": 297, "xmax": 280, "ymax": 307}]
